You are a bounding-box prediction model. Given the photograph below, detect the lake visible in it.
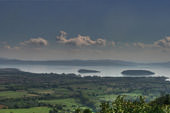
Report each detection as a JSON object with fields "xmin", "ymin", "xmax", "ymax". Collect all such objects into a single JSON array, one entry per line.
[{"xmin": 0, "ymin": 64, "xmax": 170, "ymax": 80}]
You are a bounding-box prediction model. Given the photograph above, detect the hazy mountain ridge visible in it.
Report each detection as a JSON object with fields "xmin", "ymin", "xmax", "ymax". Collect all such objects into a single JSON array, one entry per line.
[
  {"xmin": 0, "ymin": 58, "xmax": 170, "ymax": 66},
  {"xmin": 0, "ymin": 58, "xmax": 138, "ymax": 66}
]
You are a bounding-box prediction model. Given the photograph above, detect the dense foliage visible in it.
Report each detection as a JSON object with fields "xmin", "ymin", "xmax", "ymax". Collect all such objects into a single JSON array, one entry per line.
[
  {"xmin": 150, "ymin": 94, "xmax": 170, "ymax": 106},
  {"xmin": 75, "ymin": 95, "xmax": 170, "ymax": 113}
]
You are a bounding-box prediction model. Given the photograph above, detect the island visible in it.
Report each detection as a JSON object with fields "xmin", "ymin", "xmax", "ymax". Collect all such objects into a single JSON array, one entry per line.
[
  {"xmin": 78, "ymin": 69, "xmax": 100, "ymax": 73},
  {"xmin": 121, "ymin": 70, "xmax": 155, "ymax": 76}
]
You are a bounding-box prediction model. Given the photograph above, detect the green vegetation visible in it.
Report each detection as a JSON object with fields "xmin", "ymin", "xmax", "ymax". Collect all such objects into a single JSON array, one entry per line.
[
  {"xmin": 0, "ymin": 107, "xmax": 50, "ymax": 113},
  {"xmin": 0, "ymin": 91, "xmax": 36, "ymax": 99},
  {"xmin": 0, "ymin": 69, "xmax": 169, "ymax": 112},
  {"xmin": 40, "ymin": 98, "xmax": 84, "ymax": 112},
  {"xmin": 75, "ymin": 95, "xmax": 170, "ymax": 113}
]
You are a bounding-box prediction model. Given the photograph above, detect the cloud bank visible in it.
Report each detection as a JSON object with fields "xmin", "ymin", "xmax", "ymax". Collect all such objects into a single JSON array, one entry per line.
[
  {"xmin": 56, "ymin": 31, "xmax": 106, "ymax": 47},
  {"xmin": 20, "ymin": 38, "xmax": 48, "ymax": 47},
  {"xmin": 2, "ymin": 32, "xmax": 170, "ymax": 62},
  {"xmin": 132, "ymin": 37, "xmax": 170, "ymax": 50},
  {"xmin": 154, "ymin": 37, "xmax": 170, "ymax": 48}
]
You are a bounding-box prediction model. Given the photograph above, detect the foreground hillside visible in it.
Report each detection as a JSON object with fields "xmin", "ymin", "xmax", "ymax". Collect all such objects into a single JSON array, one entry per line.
[
  {"xmin": 0, "ymin": 68, "xmax": 169, "ymax": 112},
  {"xmin": 74, "ymin": 95, "xmax": 170, "ymax": 113}
]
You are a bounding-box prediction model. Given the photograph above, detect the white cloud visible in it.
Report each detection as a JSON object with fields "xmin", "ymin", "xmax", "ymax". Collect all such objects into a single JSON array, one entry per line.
[
  {"xmin": 3, "ymin": 45, "xmax": 20, "ymax": 50},
  {"xmin": 3, "ymin": 45, "xmax": 11, "ymax": 49},
  {"xmin": 129, "ymin": 36, "xmax": 170, "ymax": 51},
  {"xmin": 111, "ymin": 41, "xmax": 116, "ymax": 46},
  {"xmin": 154, "ymin": 37, "xmax": 170, "ymax": 48},
  {"xmin": 133, "ymin": 42, "xmax": 145, "ymax": 48},
  {"xmin": 96, "ymin": 38, "xmax": 106, "ymax": 46},
  {"xmin": 0, "ymin": 42, "xmax": 19, "ymax": 50},
  {"xmin": 20, "ymin": 37, "xmax": 48, "ymax": 47},
  {"xmin": 56, "ymin": 31, "xmax": 106, "ymax": 47},
  {"xmin": 0, "ymin": 38, "xmax": 48, "ymax": 51}
]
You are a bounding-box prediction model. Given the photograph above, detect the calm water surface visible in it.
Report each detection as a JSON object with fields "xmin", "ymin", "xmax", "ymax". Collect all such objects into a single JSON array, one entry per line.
[{"xmin": 0, "ymin": 65, "xmax": 170, "ymax": 80}]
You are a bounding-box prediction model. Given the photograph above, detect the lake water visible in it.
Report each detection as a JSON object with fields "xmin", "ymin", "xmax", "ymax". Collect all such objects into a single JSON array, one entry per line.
[{"xmin": 0, "ymin": 64, "xmax": 170, "ymax": 80}]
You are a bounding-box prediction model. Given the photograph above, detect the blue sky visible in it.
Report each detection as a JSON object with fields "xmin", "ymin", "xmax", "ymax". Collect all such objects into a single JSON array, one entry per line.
[{"xmin": 1, "ymin": 0, "xmax": 170, "ymax": 62}]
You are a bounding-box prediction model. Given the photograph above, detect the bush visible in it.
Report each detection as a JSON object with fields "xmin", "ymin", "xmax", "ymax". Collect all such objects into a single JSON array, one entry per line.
[
  {"xmin": 75, "ymin": 95, "xmax": 170, "ymax": 113},
  {"xmin": 99, "ymin": 96, "xmax": 166, "ymax": 113}
]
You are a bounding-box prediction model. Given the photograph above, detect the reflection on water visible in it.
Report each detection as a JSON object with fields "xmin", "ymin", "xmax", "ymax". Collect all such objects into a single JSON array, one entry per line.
[{"xmin": 0, "ymin": 64, "xmax": 170, "ymax": 79}]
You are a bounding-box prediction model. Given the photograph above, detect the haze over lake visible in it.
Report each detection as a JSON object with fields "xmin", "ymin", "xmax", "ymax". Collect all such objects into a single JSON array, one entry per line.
[{"xmin": 0, "ymin": 64, "xmax": 170, "ymax": 79}]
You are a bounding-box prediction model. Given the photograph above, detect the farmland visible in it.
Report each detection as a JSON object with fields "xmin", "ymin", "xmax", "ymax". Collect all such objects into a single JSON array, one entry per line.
[
  {"xmin": 0, "ymin": 69, "xmax": 169, "ymax": 112},
  {"xmin": 0, "ymin": 107, "xmax": 50, "ymax": 113}
]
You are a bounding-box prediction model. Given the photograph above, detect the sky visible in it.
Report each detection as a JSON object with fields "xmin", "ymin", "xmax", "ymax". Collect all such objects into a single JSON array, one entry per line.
[{"xmin": 1, "ymin": 0, "xmax": 170, "ymax": 62}]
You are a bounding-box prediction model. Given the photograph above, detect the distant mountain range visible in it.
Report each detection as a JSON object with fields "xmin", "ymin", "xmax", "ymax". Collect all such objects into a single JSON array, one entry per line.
[{"xmin": 0, "ymin": 58, "xmax": 170, "ymax": 66}]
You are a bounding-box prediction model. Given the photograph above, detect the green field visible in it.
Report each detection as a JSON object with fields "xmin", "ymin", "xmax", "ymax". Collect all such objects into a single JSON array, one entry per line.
[
  {"xmin": 29, "ymin": 88, "xmax": 55, "ymax": 94},
  {"xmin": 40, "ymin": 98, "xmax": 78, "ymax": 105},
  {"xmin": 97, "ymin": 94, "xmax": 118, "ymax": 101},
  {"xmin": 0, "ymin": 91, "xmax": 36, "ymax": 99},
  {"xmin": 40, "ymin": 98, "xmax": 87, "ymax": 112},
  {"xmin": 0, "ymin": 107, "xmax": 50, "ymax": 113}
]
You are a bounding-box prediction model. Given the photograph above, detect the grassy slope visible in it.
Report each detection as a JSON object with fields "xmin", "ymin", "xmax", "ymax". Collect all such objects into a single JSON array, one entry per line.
[
  {"xmin": 0, "ymin": 107, "xmax": 50, "ymax": 113},
  {"xmin": 0, "ymin": 91, "xmax": 37, "ymax": 99}
]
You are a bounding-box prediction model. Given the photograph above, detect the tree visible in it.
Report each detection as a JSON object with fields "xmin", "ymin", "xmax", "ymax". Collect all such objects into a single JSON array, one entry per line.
[
  {"xmin": 74, "ymin": 108, "xmax": 92, "ymax": 113},
  {"xmin": 83, "ymin": 109, "xmax": 92, "ymax": 113},
  {"xmin": 99, "ymin": 96, "xmax": 166, "ymax": 113}
]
